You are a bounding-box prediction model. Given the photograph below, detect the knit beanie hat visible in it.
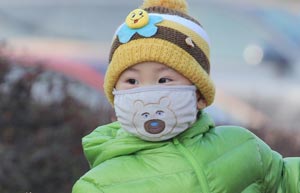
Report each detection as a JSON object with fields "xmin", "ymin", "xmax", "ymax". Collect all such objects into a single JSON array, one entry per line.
[{"xmin": 104, "ymin": 0, "xmax": 215, "ymax": 106}]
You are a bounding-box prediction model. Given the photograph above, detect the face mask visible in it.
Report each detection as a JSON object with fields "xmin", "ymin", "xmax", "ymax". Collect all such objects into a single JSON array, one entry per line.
[{"xmin": 113, "ymin": 85, "xmax": 198, "ymax": 141}]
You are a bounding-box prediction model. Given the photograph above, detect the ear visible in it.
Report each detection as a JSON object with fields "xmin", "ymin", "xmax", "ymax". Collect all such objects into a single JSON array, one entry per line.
[
  {"xmin": 197, "ymin": 98, "xmax": 207, "ymax": 110},
  {"xmin": 134, "ymin": 100, "xmax": 144, "ymax": 110},
  {"xmin": 196, "ymin": 90, "xmax": 207, "ymax": 110},
  {"xmin": 159, "ymin": 97, "xmax": 171, "ymax": 107}
]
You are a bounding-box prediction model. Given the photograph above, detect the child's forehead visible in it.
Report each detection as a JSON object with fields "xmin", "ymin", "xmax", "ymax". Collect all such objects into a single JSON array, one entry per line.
[{"xmin": 126, "ymin": 62, "xmax": 174, "ymax": 71}]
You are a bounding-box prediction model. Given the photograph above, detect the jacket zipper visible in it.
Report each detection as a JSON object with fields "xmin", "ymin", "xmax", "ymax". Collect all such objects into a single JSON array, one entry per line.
[{"xmin": 173, "ymin": 138, "xmax": 211, "ymax": 193}]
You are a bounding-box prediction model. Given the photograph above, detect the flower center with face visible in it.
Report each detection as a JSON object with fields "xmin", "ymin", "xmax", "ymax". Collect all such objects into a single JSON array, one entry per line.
[{"xmin": 126, "ymin": 9, "xmax": 149, "ymax": 29}]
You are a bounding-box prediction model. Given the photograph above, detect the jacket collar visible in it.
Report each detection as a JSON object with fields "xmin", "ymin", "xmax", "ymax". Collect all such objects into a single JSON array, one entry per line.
[
  {"xmin": 83, "ymin": 112, "xmax": 215, "ymax": 168},
  {"xmin": 176, "ymin": 111, "xmax": 215, "ymax": 141}
]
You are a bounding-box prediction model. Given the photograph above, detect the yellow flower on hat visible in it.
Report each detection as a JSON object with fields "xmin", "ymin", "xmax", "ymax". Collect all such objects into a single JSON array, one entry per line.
[{"xmin": 117, "ymin": 9, "xmax": 163, "ymax": 43}]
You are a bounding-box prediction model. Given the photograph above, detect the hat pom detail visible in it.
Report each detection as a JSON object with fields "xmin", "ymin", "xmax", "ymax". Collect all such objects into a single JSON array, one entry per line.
[{"xmin": 141, "ymin": 0, "xmax": 188, "ymax": 13}]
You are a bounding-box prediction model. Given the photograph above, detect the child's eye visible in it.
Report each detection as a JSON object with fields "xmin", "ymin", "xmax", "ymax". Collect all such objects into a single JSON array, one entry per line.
[
  {"xmin": 158, "ymin": 78, "xmax": 172, "ymax": 84},
  {"xmin": 126, "ymin": 79, "xmax": 139, "ymax": 85}
]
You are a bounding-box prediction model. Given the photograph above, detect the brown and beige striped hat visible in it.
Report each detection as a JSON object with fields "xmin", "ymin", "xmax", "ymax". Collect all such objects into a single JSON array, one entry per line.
[{"xmin": 104, "ymin": 0, "xmax": 215, "ymax": 106}]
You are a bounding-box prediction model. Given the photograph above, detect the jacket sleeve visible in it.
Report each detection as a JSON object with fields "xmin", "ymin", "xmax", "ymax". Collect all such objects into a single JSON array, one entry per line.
[
  {"xmin": 82, "ymin": 122, "xmax": 121, "ymax": 168},
  {"xmin": 277, "ymin": 158, "xmax": 300, "ymax": 193},
  {"xmin": 72, "ymin": 178, "xmax": 104, "ymax": 193},
  {"xmin": 253, "ymin": 134, "xmax": 300, "ymax": 193},
  {"xmin": 72, "ymin": 122, "xmax": 121, "ymax": 193}
]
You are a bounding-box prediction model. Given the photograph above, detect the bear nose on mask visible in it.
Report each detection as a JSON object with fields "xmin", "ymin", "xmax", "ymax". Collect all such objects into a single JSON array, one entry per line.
[{"xmin": 144, "ymin": 119, "xmax": 165, "ymax": 134}]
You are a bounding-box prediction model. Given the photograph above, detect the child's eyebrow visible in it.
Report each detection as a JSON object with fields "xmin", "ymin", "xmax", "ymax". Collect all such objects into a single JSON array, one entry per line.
[
  {"xmin": 125, "ymin": 65, "xmax": 172, "ymax": 73},
  {"xmin": 156, "ymin": 66, "xmax": 172, "ymax": 72},
  {"xmin": 124, "ymin": 68, "xmax": 139, "ymax": 73}
]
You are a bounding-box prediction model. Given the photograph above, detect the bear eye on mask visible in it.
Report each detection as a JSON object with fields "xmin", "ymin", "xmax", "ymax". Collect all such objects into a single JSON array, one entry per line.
[{"xmin": 113, "ymin": 85, "xmax": 198, "ymax": 141}]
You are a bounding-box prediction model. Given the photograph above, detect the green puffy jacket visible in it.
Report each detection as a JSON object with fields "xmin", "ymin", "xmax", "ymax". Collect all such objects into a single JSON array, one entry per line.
[{"xmin": 72, "ymin": 113, "xmax": 300, "ymax": 193}]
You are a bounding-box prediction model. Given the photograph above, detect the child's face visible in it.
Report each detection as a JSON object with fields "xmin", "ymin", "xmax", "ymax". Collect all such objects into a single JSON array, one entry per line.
[{"xmin": 115, "ymin": 62, "xmax": 206, "ymax": 109}]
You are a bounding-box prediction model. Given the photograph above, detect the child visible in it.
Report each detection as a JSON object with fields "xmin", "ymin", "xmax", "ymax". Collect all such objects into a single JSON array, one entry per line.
[{"xmin": 72, "ymin": 0, "xmax": 300, "ymax": 192}]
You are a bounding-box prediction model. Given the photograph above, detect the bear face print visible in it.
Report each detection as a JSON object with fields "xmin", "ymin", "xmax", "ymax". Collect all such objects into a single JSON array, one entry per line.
[{"xmin": 132, "ymin": 97, "xmax": 177, "ymax": 138}]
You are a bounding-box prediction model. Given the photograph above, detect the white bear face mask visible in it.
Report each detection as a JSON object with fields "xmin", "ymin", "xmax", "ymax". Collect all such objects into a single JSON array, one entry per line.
[{"xmin": 113, "ymin": 85, "xmax": 198, "ymax": 141}]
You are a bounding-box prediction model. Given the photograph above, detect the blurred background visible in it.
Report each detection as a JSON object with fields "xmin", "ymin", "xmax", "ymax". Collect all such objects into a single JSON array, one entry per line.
[{"xmin": 0, "ymin": 0, "xmax": 300, "ymax": 192}]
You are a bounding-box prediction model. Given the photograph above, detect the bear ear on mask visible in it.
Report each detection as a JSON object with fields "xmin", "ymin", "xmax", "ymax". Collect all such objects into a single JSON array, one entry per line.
[
  {"xmin": 159, "ymin": 97, "xmax": 171, "ymax": 107},
  {"xmin": 134, "ymin": 100, "xmax": 145, "ymax": 111}
]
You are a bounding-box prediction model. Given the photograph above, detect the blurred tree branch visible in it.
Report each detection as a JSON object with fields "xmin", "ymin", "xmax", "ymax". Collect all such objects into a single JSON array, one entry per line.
[{"xmin": 0, "ymin": 45, "xmax": 112, "ymax": 193}]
